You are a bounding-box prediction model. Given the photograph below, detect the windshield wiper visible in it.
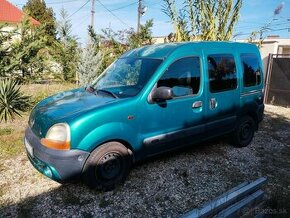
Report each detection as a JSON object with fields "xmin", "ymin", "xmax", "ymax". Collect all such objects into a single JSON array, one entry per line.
[
  {"xmin": 85, "ymin": 86, "xmax": 95, "ymax": 93},
  {"xmin": 96, "ymin": 89, "xmax": 118, "ymax": 98},
  {"xmin": 86, "ymin": 86, "xmax": 118, "ymax": 98}
]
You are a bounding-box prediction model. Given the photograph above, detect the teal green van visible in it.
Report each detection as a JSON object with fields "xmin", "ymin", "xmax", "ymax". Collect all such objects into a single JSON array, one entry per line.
[{"xmin": 24, "ymin": 42, "xmax": 264, "ymax": 189}]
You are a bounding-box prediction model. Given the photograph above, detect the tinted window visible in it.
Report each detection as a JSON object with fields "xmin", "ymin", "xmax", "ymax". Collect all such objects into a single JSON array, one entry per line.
[
  {"xmin": 208, "ymin": 54, "xmax": 237, "ymax": 93},
  {"xmin": 157, "ymin": 57, "xmax": 200, "ymax": 97},
  {"xmin": 241, "ymin": 54, "xmax": 261, "ymax": 87}
]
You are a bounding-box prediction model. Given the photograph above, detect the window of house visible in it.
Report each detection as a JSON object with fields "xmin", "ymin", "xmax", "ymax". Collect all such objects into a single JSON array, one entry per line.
[
  {"xmin": 208, "ymin": 54, "xmax": 237, "ymax": 93},
  {"xmin": 157, "ymin": 57, "xmax": 201, "ymax": 97},
  {"xmin": 241, "ymin": 54, "xmax": 262, "ymax": 87}
]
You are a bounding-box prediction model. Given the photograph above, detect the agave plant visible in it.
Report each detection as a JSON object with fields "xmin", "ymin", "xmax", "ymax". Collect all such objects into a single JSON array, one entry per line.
[{"xmin": 0, "ymin": 79, "xmax": 30, "ymax": 122}]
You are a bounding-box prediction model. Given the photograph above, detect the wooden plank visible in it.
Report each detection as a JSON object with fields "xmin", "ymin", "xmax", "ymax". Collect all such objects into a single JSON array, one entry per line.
[
  {"xmin": 182, "ymin": 177, "xmax": 267, "ymax": 218},
  {"xmin": 216, "ymin": 190, "xmax": 265, "ymax": 218}
]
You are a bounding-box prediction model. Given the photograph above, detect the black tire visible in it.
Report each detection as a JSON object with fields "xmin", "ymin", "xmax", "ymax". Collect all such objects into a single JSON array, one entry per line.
[
  {"xmin": 82, "ymin": 142, "xmax": 132, "ymax": 190},
  {"xmin": 231, "ymin": 116, "xmax": 256, "ymax": 147}
]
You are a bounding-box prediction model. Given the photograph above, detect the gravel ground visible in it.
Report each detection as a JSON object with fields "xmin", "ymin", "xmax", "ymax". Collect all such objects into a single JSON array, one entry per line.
[{"xmin": 0, "ymin": 105, "xmax": 290, "ymax": 218}]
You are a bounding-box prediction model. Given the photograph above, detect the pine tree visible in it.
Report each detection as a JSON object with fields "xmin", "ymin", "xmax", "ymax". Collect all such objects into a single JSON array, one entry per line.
[
  {"xmin": 128, "ymin": 19, "xmax": 154, "ymax": 48},
  {"xmin": 77, "ymin": 44, "xmax": 103, "ymax": 86},
  {"xmin": 23, "ymin": 0, "xmax": 57, "ymax": 45},
  {"xmin": 9, "ymin": 17, "xmax": 47, "ymax": 80},
  {"xmin": 0, "ymin": 24, "xmax": 15, "ymax": 77},
  {"xmin": 54, "ymin": 8, "xmax": 78, "ymax": 82}
]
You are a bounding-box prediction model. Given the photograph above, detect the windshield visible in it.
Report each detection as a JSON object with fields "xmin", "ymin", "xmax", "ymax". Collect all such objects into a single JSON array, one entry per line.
[{"xmin": 91, "ymin": 58, "xmax": 162, "ymax": 98}]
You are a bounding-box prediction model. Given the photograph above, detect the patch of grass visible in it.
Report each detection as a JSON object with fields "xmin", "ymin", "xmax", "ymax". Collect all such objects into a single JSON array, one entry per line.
[
  {"xmin": 21, "ymin": 83, "xmax": 76, "ymax": 105},
  {"xmin": 0, "ymin": 128, "xmax": 13, "ymax": 136},
  {"xmin": 33, "ymin": 91, "xmax": 50, "ymax": 105},
  {"xmin": 0, "ymin": 130, "xmax": 25, "ymax": 158}
]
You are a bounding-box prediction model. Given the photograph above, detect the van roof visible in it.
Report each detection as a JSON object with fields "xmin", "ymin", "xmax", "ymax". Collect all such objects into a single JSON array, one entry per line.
[{"xmin": 121, "ymin": 41, "xmax": 258, "ymax": 59}]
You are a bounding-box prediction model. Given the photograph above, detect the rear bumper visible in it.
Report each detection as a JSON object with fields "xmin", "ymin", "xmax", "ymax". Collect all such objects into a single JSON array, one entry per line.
[{"xmin": 24, "ymin": 127, "xmax": 90, "ymax": 182}]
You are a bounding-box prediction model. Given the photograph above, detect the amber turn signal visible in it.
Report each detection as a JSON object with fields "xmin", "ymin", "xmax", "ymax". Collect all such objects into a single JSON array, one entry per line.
[{"xmin": 41, "ymin": 138, "xmax": 70, "ymax": 150}]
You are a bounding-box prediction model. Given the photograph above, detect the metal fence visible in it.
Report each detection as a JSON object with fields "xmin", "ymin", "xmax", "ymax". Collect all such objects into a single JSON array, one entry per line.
[{"xmin": 265, "ymin": 54, "xmax": 290, "ymax": 107}]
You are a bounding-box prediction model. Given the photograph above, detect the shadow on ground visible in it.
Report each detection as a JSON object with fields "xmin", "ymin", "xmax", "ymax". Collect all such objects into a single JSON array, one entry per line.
[{"xmin": 1, "ymin": 111, "xmax": 290, "ymax": 217}]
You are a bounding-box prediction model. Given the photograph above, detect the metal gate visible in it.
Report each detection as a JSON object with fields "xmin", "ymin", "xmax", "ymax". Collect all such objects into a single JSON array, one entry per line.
[{"xmin": 265, "ymin": 54, "xmax": 290, "ymax": 107}]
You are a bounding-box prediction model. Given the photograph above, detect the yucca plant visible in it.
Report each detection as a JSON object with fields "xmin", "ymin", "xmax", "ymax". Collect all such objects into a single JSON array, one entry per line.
[{"xmin": 0, "ymin": 79, "xmax": 31, "ymax": 122}]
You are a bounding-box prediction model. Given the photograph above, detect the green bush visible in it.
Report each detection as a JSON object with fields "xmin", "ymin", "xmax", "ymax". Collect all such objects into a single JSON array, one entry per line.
[
  {"xmin": 0, "ymin": 127, "xmax": 13, "ymax": 136},
  {"xmin": 0, "ymin": 79, "xmax": 31, "ymax": 122}
]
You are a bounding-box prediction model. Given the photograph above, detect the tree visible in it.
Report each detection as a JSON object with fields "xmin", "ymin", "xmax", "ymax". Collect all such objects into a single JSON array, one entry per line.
[
  {"xmin": 0, "ymin": 24, "xmax": 15, "ymax": 77},
  {"xmin": 8, "ymin": 17, "xmax": 47, "ymax": 81},
  {"xmin": 88, "ymin": 25, "xmax": 101, "ymax": 50},
  {"xmin": 23, "ymin": 0, "xmax": 57, "ymax": 45},
  {"xmin": 127, "ymin": 19, "xmax": 154, "ymax": 48},
  {"xmin": 98, "ymin": 19, "xmax": 154, "ymax": 70},
  {"xmin": 163, "ymin": 0, "xmax": 243, "ymax": 41},
  {"xmin": 77, "ymin": 44, "xmax": 103, "ymax": 86},
  {"xmin": 54, "ymin": 8, "xmax": 78, "ymax": 82}
]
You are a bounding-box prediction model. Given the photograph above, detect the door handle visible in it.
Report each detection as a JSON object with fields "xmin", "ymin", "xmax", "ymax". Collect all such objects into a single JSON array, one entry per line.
[
  {"xmin": 210, "ymin": 98, "xmax": 217, "ymax": 109},
  {"xmin": 192, "ymin": 101, "xmax": 203, "ymax": 108}
]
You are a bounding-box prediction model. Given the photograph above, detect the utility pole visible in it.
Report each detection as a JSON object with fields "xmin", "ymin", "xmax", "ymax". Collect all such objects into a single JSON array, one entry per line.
[
  {"xmin": 91, "ymin": 0, "xmax": 95, "ymax": 29},
  {"xmin": 137, "ymin": 0, "xmax": 142, "ymax": 33}
]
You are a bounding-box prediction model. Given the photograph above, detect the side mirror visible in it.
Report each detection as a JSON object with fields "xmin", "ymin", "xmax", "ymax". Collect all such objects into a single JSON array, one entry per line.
[{"xmin": 151, "ymin": 86, "xmax": 173, "ymax": 102}]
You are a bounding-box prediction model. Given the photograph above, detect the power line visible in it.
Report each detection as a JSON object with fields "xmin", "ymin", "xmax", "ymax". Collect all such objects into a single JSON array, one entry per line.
[
  {"xmin": 236, "ymin": 20, "xmax": 290, "ymax": 29},
  {"xmin": 111, "ymin": 2, "xmax": 138, "ymax": 11},
  {"xmin": 46, "ymin": 0, "xmax": 80, "ymax": 5},
  {"xmin": 235, "ymin": 27, "xmax": 290, "ymax": 37},
  {"xmin": 74, "ymin": 14, "xmax": 90, "ymax": 27},
  {"xmin": 96, "ymin": 0, "xmax": 130, "ymax": 28},
  {"xmin": 68, "ymin": 0, "xmax": 90, "ymax": 18},
  {"xmin": 235, "ymin": 23, "xmax": 290, "ymax": 32},
  {"xmin": 16, "ymin": 0, "xmax": 80, "ymax": 6}
]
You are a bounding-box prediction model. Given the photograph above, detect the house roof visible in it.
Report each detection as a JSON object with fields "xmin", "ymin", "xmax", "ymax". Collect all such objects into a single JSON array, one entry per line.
[{"xmin": 0, "ymin": 0, "xmax": 40, "ymax": 25}]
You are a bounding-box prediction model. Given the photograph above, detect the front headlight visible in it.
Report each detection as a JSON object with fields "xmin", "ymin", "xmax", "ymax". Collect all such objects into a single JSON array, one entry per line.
[{"xmin": 41, "ymin": 123, "xmax": 71, "ymax": 150}]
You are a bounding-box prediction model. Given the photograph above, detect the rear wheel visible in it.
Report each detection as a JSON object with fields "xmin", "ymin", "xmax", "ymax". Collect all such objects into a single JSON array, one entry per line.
[
  {"xmin": 231, "ymin": 116, "xmax": 256, "ymax": 147},
  {"xmin": 82, "ymin": 142, "xmax": 132, "ymax": 190}
]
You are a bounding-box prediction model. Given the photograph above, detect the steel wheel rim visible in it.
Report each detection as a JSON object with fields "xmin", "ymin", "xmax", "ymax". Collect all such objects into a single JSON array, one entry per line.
[
  {"xmin": 240, "ymin": 122, "xmax": 252, "ymax": 140},
  {"xmin": 97, "ymin": 152, "xmax": 122, "ymax": 180}
]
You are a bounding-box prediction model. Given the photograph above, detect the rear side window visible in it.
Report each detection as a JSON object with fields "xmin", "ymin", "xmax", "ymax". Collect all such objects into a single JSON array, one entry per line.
[
  {"xmin": 241, "ymin": 54, "xmax": 262, "ymax": 87},
  {"xmin": 157, "ymin": 57, "xmax": 201, "ymax": 97},
  {"xmin": 207, "ymin": 54, "xmax": 237, "ymax": 93}
]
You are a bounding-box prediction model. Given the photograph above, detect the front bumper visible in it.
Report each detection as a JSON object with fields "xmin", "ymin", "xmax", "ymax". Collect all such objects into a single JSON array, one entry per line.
[{"xmin": 24, "ymin": 127, "xmax": 90, "ymax": 182}]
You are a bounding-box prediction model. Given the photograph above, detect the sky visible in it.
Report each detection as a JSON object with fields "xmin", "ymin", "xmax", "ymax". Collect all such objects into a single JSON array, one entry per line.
[{"xmin": 10, "ymin": 0, "xmax": 290, "ymax": 45}]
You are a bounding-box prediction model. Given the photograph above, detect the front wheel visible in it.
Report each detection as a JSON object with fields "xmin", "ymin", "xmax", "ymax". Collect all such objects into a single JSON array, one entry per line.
[
  {"xmin": 82, "ymin": 142, "xmax": 132, "ymax": 190},
  {"xmin": 231, "ymin": 116, "xmax": 256, "ymax": 147}
]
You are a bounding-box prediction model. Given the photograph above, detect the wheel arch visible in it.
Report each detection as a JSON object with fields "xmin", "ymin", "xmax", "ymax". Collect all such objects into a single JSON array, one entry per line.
[{"xmin": 93, "ymin": 139, "xmax": 135, "ymax": 162}]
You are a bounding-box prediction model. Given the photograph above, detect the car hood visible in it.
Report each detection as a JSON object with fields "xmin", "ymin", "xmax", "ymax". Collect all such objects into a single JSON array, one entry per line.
[{"xmin": 29, "ymin": 88, "xmax": 117, "ymax": 137}]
